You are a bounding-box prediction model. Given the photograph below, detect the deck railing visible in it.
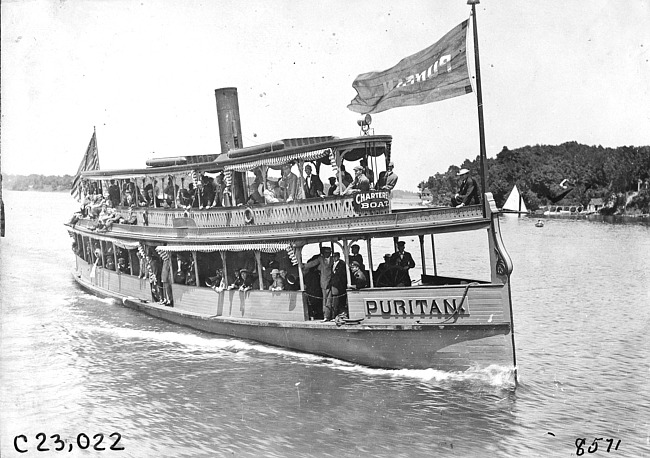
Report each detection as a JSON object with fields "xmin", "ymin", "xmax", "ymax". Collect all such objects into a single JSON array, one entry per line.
[{"xmin": 124, "ymin": 195, "xmax": 384, "ymax": 229}]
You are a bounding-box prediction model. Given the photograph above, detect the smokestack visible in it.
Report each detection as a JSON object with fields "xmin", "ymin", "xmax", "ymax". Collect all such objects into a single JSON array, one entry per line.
[{"xmin": 214, "ymin": 88, "xmax": 243, "ymax": 154}]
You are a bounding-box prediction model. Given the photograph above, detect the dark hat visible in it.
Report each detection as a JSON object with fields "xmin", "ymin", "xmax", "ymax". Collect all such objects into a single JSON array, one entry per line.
[
  {"xmin": 397, "ymin": 241, "xmax": 406, "ymax": 246},
  {"xmin": 328, "ymin": 177, "xmax": 336, "ymax": 183},
  {"xmin": 384, "ymin": 253, "xmax": 391, "ymax": 259}
]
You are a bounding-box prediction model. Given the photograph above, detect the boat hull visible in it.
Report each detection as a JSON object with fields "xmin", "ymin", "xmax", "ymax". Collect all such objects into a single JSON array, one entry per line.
[{"xmin": 72, "ymin": 263, "xmax": 515, "ymax": 373}]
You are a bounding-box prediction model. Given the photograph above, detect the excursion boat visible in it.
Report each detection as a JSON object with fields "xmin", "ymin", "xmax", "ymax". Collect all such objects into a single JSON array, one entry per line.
[{"xmin": 65, "ymin": 2, "xmax": 518, "ymax": 379}]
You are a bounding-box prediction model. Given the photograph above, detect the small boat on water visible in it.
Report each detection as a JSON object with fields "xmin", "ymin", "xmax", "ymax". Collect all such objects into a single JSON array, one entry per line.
[
  {"xmin": 535, "ymin": 220, "xmax": 544, "ymax": 227},
  {"xmin": 65, "ymin": 3, "xmax": 518, "ymax": 378}
]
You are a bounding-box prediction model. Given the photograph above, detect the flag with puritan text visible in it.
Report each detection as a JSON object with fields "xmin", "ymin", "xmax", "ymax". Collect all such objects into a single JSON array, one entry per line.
[
  {"xmin": 347, "ymin": 20, "xmax": 472, "ymax": 114},
  {"xmin": 70, "ymin": 131, "xmax": 100, "ymax": 201}
]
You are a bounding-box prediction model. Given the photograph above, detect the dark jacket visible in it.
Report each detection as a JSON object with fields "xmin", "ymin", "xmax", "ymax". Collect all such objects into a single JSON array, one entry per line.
[
  {"xmin": 303, "ymin": 174, "xmax": 324, "ymax": 198},
  {"xmin": 331, "ymin": 260, "xmax": 347, "ymax": 292},
  {"xmin": 458, "ymin": 176, "xmax": 480, "ymax": 205}
]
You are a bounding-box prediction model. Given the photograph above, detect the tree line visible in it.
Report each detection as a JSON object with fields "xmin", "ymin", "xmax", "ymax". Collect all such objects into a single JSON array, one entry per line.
[
  {"xmin": 3, "ymin": 174, "xmax": 74, "ymax": 192},
  {"xmin": 418, "ymin": 142, "xmax": 650, "ymax": 214}
]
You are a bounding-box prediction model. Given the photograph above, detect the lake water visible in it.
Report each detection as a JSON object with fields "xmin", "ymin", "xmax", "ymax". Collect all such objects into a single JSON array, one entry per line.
[{"xmin": 1, "ymin": 190, "xmax": 648, "ymax": 457}]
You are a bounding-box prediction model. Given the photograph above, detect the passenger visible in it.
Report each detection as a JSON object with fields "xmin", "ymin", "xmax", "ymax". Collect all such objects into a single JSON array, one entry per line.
[
  {"xmin": 374, "ymin": 253, "xmax": 394, "ymax": 285},
  {"xmin": 302, "ymin": 246, "xmax": 334, "ymax": 321},
  {"xmin": 343, "ymin": 165, "xmax": 370, "ymax": 195},
  {"xmin": 212, "ymin": 172, "xmax": 225, "ymax": 207},
  {"xmin": 122, "ymin": 179, "xmax": 136, "ymax": 206},
  {"xmin": 350, "ymin": 261, "xmax": 368, "ymax": 289},
  {"xmin": 302, "ymin": 164, "xmax": 324, "ymax": 198},
  {"xmin": 339, "ymin": 164, "xmax": 353, "ymax": 188},
  {"xmin": 376, "ymin": 162, "xmax": 399, "ymax": 191},
  {"xmin": 348, "ymin": 244, "xmax": 365, "ymax": 271},
  {"xmin": 143, "ymin": 184, "xmax": 156, "ymax": 207},
  {"xmin": 105, "ymin": 256, "xmax": 116, "ymax": 271},
  {"xmin": 360, "ymin": 158, "xmax": 375, "ymax": 184},
  {"xmin": 228, "ymin": 268, "xmax": 254, "ymax": 291},
  {"xmin": 108, "ymin": 180, "xmax": 121, "ymax": 207},
  {"xmin": 163, "ymin": 177, "xmax": 175, "ymax": 206},
  {"xmin": 188, "ymin": 183, "xmax": 199, "ymax": 208},
  {"xmin": 160, "ymin": 252, "xmax": 174, "ymax": 306},
  {"xmin": 117, "ymin": 257, "xmax": 129, "ymax": 274},
  {"xmin": 184, "ymin": 262, "xmax": 197, "ymax": 286},
  {"xmin": 279, "ymin": 164, "xmax": 302, "ymax": 202},
  {"xmin": 206, "ymin": 268, "xmax": 226, "ymax": 292},
  {"xmin": 269, "ymin": 269, "xmax": 285, "ymax": 291},
  {"xmin": 331, "ymin": 252, "xmax": 348, "ymax": 317},
  {"xmin": 246, "ymin": 182, "xmax": 265, "ymax": 205},
  {"xmin": 303, "ymin": 253, "xmax": 323, "ymax": 320},
  {"xmin": 264, "ymin": 180, "xmax": 282, "ymax": 203},
  {"xmin": 178, "ymin": 179, "xmax": 192, "ymax": 207},
  {"xmin": 200, "ymin": 175, "xmax": 215, "ymax": 209},
  {"xmin": 148, "ymin": 252, "xmax": 163, "ymax": 303},
  {"xmin": 390, "ymin": 241, "xmax": 416, "ymax": 287},
  {"xmin": 451, "ymin": 168, "xmax": 480, "ymax": 207},
  {"xmin": 327, "ymin": 177, "xmax": 337, "ymax": 196}
]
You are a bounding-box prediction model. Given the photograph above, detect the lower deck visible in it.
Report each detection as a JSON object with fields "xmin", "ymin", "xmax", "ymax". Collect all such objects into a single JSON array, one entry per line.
[{"xmin": 72, "ymin": 255, "xmax": 516, "ymax": 374}]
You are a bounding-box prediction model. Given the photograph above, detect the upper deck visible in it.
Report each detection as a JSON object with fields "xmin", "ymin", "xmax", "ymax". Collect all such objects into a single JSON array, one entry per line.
[
  {"xmin": 71, "ymin": 197, "xmax": 487, "ymax": 244},
  {"xmin": 73, "ymin": 134, "xmax": 489, "ymax": 244}
]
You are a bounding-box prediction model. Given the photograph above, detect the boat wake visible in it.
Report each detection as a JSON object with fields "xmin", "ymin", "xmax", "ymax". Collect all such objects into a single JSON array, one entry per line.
[
  {"xmin": 74, "ymin": 320, "xmax": 517, "ymax": 388},
  {"xmin": 328, "ymin": 362, "xmax": 517, "ymax": 388}
]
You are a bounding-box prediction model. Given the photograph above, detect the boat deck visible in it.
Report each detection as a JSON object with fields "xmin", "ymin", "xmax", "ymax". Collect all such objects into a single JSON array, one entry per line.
[{"xmin": 70, "ymin": 199, "xmax": 487, "ymax": 243}]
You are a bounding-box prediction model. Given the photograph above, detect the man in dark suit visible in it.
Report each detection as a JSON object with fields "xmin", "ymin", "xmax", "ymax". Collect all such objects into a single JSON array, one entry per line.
[
  {"xmin": 451, "ymin": 168, "xmax": 480, "ymax": 207},
  {"xmin": 390, "ymin": 241, "xmax": 416, "ymax": 287},
  {"xmin": 303, "ymin": 246, "xmax": 334, "ymax": 321},
  {"xmin": 330, "ymin": 252, "xmax": 348, "ymax": 317},
  {"xmin": 376, "ymin": 162, "xmax": 399, "ymax": 191},
  {"xmin": 302, "ymin": 164, "xmax": 324, "ymax": 198},
  {"xmin": 108, "ymin": 180, "xmax": 121, "ymax": 207}
]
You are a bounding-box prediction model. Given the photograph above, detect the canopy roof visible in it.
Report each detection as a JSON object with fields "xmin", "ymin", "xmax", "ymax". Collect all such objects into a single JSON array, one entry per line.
[
  {"xmin": 81, "ymin": 135, "xmax": 392, "ymax": 179},
  {"xmin": 215, "ymin": 135, "xmax": 392, "ymax": 171}
]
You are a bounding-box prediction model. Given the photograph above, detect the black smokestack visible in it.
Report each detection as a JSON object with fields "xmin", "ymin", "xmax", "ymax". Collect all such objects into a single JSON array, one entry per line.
[{"xmin": 214, "ymin": 88, "xmax": 243, "ymax": 154}]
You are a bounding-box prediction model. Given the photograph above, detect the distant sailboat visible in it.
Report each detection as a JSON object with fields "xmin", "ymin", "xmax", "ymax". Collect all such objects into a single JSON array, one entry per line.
[{"xmin": 501, "ymin": 185, "xmax": 529, "ymax": 214}]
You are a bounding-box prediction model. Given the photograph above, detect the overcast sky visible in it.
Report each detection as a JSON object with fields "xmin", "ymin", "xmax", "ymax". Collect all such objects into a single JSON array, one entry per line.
[{"xmin": 2, "ymin": 0, "xmax": 649, "ymax": 191}]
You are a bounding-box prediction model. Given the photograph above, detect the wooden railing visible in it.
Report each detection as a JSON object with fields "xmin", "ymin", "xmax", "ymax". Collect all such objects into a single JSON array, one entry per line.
[{"xmin": 124, "ymin": 196, "xmax": 387, "ymax": 229}]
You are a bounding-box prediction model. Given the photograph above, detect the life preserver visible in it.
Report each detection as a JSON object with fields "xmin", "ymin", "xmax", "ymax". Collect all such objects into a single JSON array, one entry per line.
[{"xmin": 244, "ymin": 207, "xmax": 255, "ymax": 225}]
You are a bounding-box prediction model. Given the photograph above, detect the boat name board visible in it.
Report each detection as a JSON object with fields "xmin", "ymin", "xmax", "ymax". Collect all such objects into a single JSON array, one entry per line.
[
  {"xmin": 365, "ymin": 297, "xmax": 469, "ymax": 318},
  {"xmin": 353, "ymin": 191, "xmax": 390, "ymax": 212}
]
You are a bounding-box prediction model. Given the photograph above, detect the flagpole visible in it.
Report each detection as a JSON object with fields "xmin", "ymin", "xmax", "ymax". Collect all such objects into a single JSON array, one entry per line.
[{"xmin": 468, "ymin": 0, "xmax": 488, "ymax": 217}]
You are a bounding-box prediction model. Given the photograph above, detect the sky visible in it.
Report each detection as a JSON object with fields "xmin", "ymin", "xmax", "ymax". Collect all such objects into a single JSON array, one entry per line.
[{"xmin": 1, "ymin": 0, "xmax": 649, "ymax": 191}]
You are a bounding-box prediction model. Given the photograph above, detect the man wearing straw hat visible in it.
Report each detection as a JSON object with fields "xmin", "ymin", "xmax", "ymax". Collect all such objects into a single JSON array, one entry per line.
[{"xmin": 451, "ymin": 168, "xmax": 480, "ymax": 207}]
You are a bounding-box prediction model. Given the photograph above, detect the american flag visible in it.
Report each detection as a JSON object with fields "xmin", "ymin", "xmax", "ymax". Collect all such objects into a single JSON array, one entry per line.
[{"xmin": 70, "ymin": 130, "xmax": 100, "ymax": 201}]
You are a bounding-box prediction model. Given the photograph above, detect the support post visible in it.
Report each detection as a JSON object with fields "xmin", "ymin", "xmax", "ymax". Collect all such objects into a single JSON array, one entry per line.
[
  {"xmin": 419, "ymin": 234, "xmax": 426, "ymax": 276},
  {"xmin": 254, "ymin": 251, "xmax": 264, "ymax": 290},
  {"xmin": 192, "ymin": 252, "xmax": 200, "ymax": 287},
  {"xmin": 470, "ymin": 0, "xmax": 488, "ymax": 218},
  {"xmin": 366, "ymin": 238, "xmax": 374, "ymax": 288},
  {"xmin": 296, "ymin": 246, "xmax": 305, "ymax": 290},
  {"xmin": 430, "ymin": 233, "xmax": 438, "ymax": 276}
]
